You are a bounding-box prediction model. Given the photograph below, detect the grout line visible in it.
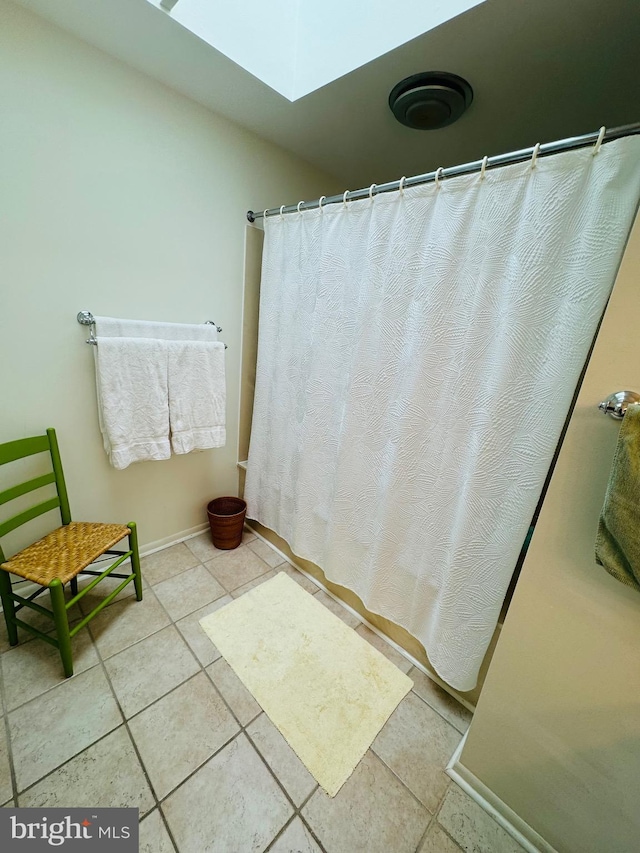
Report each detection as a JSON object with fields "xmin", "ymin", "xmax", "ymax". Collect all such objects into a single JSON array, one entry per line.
[
  {"xmin": 368, "ymin": 745, "xmax": 437, "ymax": 817},
  {"xmin": 413, "ymin": 814, "xmax": 435, "ymax": 852},
  {"xmin": 262, "ymin": 814, "xmax": 299, "ymax": 853},
  {"xmin": 86, "ymin": 626, "xmax": 160, "ymax": 820},
  {"xmin": 155, "ymin": 805, "xmax": 179, "ymax": 853},
  {"xmin": 0, "ymin": 655, "xmax": 18, "ymax": 807},
  {"xmin": 409, "ymin": 686, "xmax": 471, "ymax": 738}
]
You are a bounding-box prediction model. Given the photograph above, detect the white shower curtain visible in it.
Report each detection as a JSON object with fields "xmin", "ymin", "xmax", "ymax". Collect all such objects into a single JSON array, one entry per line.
[{"xmin": 245, "ymin": 136, "xmax": 640, "ymax": 691}]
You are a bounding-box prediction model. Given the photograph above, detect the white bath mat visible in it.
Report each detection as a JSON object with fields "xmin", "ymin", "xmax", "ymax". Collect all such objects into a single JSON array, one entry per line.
[{"xmin": 199, "ymin": 572, "xmax": 412, "ymax": 796}]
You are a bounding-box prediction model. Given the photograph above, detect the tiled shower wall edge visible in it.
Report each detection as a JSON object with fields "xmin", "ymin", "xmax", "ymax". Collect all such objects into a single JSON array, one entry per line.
[{"xmin": 446, "ymin": 734, "xmax": 558, "ymax": 853}]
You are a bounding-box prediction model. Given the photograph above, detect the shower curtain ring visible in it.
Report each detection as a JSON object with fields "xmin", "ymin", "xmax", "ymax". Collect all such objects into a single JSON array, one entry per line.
[
  {"xmin": 531, "ymin": 143, "xmax": 541, "ymax": 169},
  {"xmin": 399, "ymin": 176, "xmax": 407, "ymax": 194},
  {"xmin": 262, "ymin": 209, "xmax": 268, "ymax": 221},
  {"xmin": 480, "ymin": 156, "xmax": 488, "ymax": 179},
  {"xmin": 435, "ymin": 167, "xmax": 444, "ymax": 189},
  {"xmin": 318, "ymin": 196, "xmax": 326, "ymax": 211},
  {"xmin": 297, "ymin": 201, "xmax": 304, "ymax": 214},
  {"xmin": 593, "ymin": 126, "xmax": 606, "ymax": 155},
  {"xmin": 369, "ymin": 183, "xmax": 377, "ymax": 201},
  {"xmin": 279, "ymin": 205, "xmax": 285, "ymax": 219},
  {"xmin": 343, "ymin": 190, "xmax": 350, "ymax": 206}
]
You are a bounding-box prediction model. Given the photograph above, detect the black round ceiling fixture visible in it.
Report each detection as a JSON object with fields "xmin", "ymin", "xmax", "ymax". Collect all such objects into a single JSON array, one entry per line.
[{"xmin": 389, "ymin": 72, "xmax": 473, "ymax": 130}]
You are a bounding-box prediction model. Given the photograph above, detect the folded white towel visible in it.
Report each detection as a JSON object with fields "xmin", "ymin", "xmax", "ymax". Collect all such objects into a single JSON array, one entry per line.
[
  {"xmin": 94, "ymin": 337, "xmax": 171, "ymax": 470},
  {"xmin": 167, "ymin": 341, "xmax": 226, "ymax": 454},
  {"xmin": 94, "ymin": 316, "xmax": 219, "ymax": 342}
]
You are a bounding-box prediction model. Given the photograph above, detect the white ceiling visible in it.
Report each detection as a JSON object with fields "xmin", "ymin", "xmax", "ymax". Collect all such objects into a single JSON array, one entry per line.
[
  {"xmin": 145, "ymin": 0, "xmax": 485, "ymax": 101},
  {"xmin": 13, "ymin": 0, "xmax": 640, "ymax": 195}
]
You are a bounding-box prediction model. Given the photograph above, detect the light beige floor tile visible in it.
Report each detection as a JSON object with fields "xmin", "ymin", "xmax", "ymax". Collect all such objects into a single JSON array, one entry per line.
[
  {"xmin": 355, "ymin": 625, "xmax": 413, "ymax": 674},
  {"xmin": 277, "ymin": 565, "xmax": 321, "ymax": 596},
  {"xmin": 140, "ymin": 543, "xmax": 200, "ymax": 586},
  {"xmin": 106, "ymin": 625, "xmax": 200, "ymax": 718},
  {"xmin": 303, "ymin": 750, "xmax": 429, "ymax": 853},
  {"xmin": 205, "ymin": 546, "xmax": 272, "ymax": 592},
  {"xmin": 0, "ymin": 725, "xmax": 11, "ymax": 805},
  {"xmin": 128, "ymin": 672, "xmax": 239, "ymax": 799},
  {"xmin": 19, "ymin": 726, "xmax": 154, "ymax": 816},
  {"xmin": 313, "ymin": 590, "xmax": 361, "ymax": 629},
  {"xmin": 162, "ymin": 733, "xmax": 292, "ymax": 852},
  {"xmin": 185, "ymin": 529, "xmax": 255, "ymax": 563},
  {"xmin": 418, "ymin": 820, "xmax": 463, "ymax": 852},
  {"xmin": 410, "ymin": 668, "xmax": 473, "ymax": 734},
  {"xmin": 2, "ymin": 800, "xmax": 15, "ymax": 807},
  {"xmin": 88, "ymin": 589, "xmax": 170, "ymax": 659},
  {"xmin": 175, "ymin": 595, "xmax": 232, "ymax": 666},
  {"xmin": 206, "ymin": 659, "xmax": 261, "ymax": 726},
  {"xmin": 9, "ymin": 666, "xmax": 122, "ymax": 791},
  {"xmin": 437, "ymin": 784, "xmax": 526, "ymax": 853},
  {"xmin": 176, "ymin": 595, "xmax": 233, "ymax": 666},
  {"xmin": 153, "ymin": 565, "xmax": 226, "ymax": 622},
  {"xmin": 230, "ymin": 569, "xmax": 276, "ymax": 599},
  {"xmin": 1, "ymin": 627, "xmax": 98, "ymax": 712},
  {"xmin": 140, "ymin": 808, "xmax": 176, "ymax": 853},
  {"xmin": 372, "ymin": 691, "xmax": 461, "ymax": 812},
  {"xmin": 247, "ymin": 713, "xmax": 316, "ymax": 807},
  {"xmin": 247, "ymin": 538, "xmax": 287, "ymax": 568},
  {"xmin": 269, "ymin": 818, "xmax": 323, "ymax": 853}
]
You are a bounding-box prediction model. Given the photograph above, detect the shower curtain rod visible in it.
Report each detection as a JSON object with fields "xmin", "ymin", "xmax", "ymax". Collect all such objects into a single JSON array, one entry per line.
[{"xmin": 246, "ymin": 122, "xmax": 640, "ymax": 223}]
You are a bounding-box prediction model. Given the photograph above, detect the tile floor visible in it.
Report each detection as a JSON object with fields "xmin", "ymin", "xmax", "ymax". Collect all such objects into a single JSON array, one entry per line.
[{"xmin": 0, "ymin": 529, "xmax": 526, "ymax": 853}]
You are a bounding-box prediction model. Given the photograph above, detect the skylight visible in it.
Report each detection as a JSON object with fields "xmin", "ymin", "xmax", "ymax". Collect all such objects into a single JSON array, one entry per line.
[{"xmin": 147, "ymin": 0, "xmax": 485, "ymax": 101}]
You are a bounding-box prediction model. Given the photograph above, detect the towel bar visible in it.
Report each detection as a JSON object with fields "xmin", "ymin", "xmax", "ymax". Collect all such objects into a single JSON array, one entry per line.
[
  {"xmin": 598, "ymin": 390, "xmax": 640, "ymax": 419},
  {"xmin": 76, "ymin": 311, "xmax": 226, "ymax": 347}
]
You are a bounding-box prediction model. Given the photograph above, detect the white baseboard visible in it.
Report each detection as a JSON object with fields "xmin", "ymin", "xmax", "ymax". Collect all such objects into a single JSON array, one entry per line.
[
  {"xmin": 446, "ymin": 734, "xmax": 558, "ymax": 853},
  {"xmin": 138, "ymin": 522, "xmax": 209, "ymax": 557},
  {"xmin": 244, "ymin": 522, "xmax": 475, "ymax": 714}
]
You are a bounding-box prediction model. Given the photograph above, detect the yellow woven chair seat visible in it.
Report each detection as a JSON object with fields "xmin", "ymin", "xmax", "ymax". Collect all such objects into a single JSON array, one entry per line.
[{"xmin": 0, "ymin": 521, "xmax": 131, "ymax": 586}]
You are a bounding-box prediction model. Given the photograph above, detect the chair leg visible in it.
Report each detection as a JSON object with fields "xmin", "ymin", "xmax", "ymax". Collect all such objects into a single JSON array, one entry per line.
[
  {"xmin": 128, "ymin": 521, "xmax": 143, "ymax": 602},
  {"xmin": 49, "ymin": 579, "xmax": 73, "ymax": 678},
  {"xmin": 0, "ymin": 570, "xmax": 18, "ymax": 647},
  {"xmin": 70, "ymin": 577, "xmax": 78, "ymax": 597}
]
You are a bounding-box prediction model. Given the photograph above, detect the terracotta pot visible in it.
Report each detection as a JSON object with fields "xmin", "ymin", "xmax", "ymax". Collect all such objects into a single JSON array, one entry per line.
[{"xmin": 206, "ymin": 496, "xmax": 247, "ymax": 550}]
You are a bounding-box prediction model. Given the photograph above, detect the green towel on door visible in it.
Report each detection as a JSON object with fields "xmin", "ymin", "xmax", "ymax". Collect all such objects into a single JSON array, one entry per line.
[{"xmin": 596, "ymin": 403, "xmax": 640, "ymax": 591}]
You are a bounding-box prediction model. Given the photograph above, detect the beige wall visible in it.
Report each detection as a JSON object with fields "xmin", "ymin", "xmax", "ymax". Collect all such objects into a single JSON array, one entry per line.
[
  {"xmin": 459, "ymin": 212, "xmax": 640, "ymax": 853},
  {"xmin": 0, "ymin": 0, "xmax": 337, "ymax": 550}
]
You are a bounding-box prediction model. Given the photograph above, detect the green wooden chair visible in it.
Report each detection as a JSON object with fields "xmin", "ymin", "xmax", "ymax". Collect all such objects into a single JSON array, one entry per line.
[{"xmin": 0, "ymin": 428, "xmax": 142, "ymax": 677}]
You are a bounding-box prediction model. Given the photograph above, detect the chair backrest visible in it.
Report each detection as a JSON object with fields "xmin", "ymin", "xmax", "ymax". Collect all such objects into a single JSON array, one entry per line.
[{"xmin": 0, "ymin": 428, "xmax": 70, "ymax": 562}]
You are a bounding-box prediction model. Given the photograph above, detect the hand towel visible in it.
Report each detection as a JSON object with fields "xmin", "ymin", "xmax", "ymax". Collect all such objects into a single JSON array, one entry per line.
[
  {"xmin": 94, "ymin": 337, "xmax": 171, "ymax": 470},
  {"xmin": 94, "ymin": 316, "xmax": 219, "ymax": 342},
  {"xmin": 167, "ymin": 340, "xmax": 226, "ymax": 454},
  {"xmin": 595, "ymin": 403, "xmax": 640, "ymax": 591}
]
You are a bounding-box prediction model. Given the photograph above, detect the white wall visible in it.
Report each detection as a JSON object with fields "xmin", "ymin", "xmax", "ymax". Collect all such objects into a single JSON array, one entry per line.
[{"xmin": 0, "ymin": 0, "xmax": 337, "ymax": 550}]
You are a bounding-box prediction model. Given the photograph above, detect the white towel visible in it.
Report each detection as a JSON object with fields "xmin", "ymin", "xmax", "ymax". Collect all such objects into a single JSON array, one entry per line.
[
  {"xmin": 94, "ymin": 337, "xmax": 171, "ymax": 470},
  {"xmin": 94, "ymin": 316, "xmax": 219, "ymax": 342},
  {"xmin": 168, "ymin": 340, "xmax": 226, "ymax": 454}
]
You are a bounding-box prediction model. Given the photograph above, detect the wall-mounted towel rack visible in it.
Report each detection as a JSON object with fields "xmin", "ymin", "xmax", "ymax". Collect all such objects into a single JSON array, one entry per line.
[
  {"xmin": 598, "ymin": 390, "xmax": 640, "ymax": 419},
  {"xmin": 76, "ymin": 311, "xmax": 226, "ymax": 347}
]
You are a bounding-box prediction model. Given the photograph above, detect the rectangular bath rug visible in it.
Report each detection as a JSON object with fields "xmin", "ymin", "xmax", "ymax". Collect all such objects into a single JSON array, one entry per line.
[{"xmin": 199, "ymin": 572, "xmax": 412, "ymax": 796}]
